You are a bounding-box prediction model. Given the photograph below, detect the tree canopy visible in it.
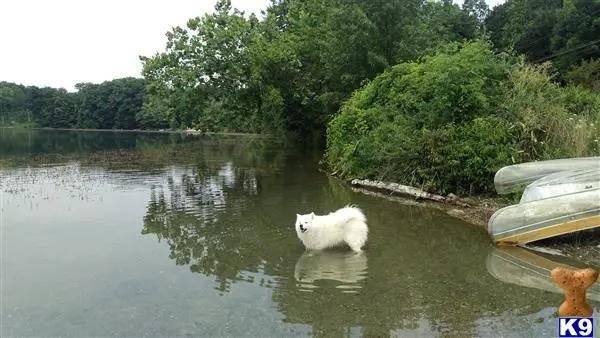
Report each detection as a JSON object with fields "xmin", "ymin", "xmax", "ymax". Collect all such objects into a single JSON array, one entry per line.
[{"xmin": 137, "ymin": 0, "xmax": 491, "ymax": 138}]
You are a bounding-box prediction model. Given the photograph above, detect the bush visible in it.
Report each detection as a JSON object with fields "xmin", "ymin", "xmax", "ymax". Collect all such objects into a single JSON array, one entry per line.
[
  {"xmin": 413, "ymin": 117, "xmax": 516, "ymax": 195},
  {"xmin": 501, "ymin": 62, "xmax": 600, "ymax": 161},
  {"xmin": 563, "ymin": 84, "xmax": 600, "ymax": 119},
  {"xmin": 329, "ymin": 111, "xmax": 420, "ymax": 180},
  {"xmin": 337, "ymin": 40, "xmax": 511, "ymax": 130},
  {"xmin": 565, "ymin": 58, "xmax": 600, "ymax": 91},
  {"xmin": 325, "ymin": 40, "xmax": 600, "ymax": 196},
  {"xmin": 327, "ymin": 113, "xmax": 516, "ymax": 195}
]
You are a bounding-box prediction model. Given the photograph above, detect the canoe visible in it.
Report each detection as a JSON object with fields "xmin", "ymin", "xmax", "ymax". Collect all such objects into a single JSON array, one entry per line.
[
  {"xmin": 488, "ymin": 159, "xmax": 600, "ymax": 246},
  {"xmin": 519, "ymin": 167, "xmax": 600, "ymax": 203},
  {"xmin": 493, "ymin": 156, "xmax": 600, "ymax": 195}
]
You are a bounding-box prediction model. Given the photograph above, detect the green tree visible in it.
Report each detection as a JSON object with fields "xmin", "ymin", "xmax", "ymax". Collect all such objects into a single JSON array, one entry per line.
[
  {"xmin": 140, "ymin": 0, "xmax": 260, "ymax": 132},
  {"xmin": 550, "ymin": 0, "xmax": 600, "ymax": 71}
]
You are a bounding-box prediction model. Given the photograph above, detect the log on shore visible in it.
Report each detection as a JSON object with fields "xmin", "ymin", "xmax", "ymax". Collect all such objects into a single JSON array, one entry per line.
[{"xmin": 350, "ymin": 178, "xmax": 469, "ymax": 207}]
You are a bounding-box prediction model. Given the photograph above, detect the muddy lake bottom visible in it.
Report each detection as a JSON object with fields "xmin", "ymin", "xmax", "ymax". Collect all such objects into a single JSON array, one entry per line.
[{"xmin": 1, "ymin": 128, "xmax": 599, "ymax": 337}]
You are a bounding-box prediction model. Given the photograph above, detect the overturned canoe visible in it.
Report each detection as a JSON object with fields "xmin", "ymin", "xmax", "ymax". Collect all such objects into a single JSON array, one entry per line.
[
  {"xmin": 489, "ymin": 189, "xmax": 600, "ymax": 245},
  {"xmin": 519, "ymin": 167, "xmax": 600, "ymax": 203},
  {"xmin": 493, "ymin": 156, "xmax": 600, "ymax": 195},
  {"xmin": 489, "ymin": 161, "xmax": 600, "ymax": 245}
]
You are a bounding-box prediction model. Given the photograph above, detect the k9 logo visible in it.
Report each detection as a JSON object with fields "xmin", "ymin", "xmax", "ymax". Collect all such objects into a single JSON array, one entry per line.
[{"xmin": 558, "ymin": 317, "xmax": 595, "ymax": 338}]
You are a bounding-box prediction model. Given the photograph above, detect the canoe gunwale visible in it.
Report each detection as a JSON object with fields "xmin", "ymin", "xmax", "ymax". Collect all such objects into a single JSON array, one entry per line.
[{"xmin": 492, "ymin": 208, "xmax": 600, "ymax": 244}]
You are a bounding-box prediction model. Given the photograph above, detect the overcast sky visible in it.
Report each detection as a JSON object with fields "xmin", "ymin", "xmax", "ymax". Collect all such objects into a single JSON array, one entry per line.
[{"xmin": 0, "ymin": 0, "xmax": 506, "ymax": 92}]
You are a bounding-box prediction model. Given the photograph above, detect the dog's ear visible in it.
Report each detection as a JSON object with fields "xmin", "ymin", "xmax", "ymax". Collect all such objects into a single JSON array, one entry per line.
[{"xmin": 310, "ymin": 212, "xmax": 315, "ymax": 219}]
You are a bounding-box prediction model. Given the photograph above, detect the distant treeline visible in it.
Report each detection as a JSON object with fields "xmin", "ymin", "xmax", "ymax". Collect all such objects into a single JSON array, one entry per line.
[{"xmin": 0, "ymin": 77, "xmax": 157, "ymax": 130}]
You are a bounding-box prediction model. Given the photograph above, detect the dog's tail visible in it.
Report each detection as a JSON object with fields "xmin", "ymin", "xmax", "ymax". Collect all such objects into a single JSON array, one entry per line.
[{"xmin": 335, "ymin": 205, "xmax": 367, "ymax": 223}]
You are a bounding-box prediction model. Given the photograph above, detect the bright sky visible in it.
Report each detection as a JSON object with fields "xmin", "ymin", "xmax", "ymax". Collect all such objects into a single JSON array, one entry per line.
[
  {"xmin": 0, "ymin": 0, "xmax": 506, "ymax": 92},
  {"xmin": 0, "ymin": 0, "xmax": 270, "ymax": 91}
]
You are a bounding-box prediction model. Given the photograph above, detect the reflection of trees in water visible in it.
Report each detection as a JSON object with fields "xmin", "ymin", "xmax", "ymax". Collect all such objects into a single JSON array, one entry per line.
[
  {"xmin": 0, "ymin": 128, "xmax": 199, "ymax": 157},
  {"xmin": 0, "ymin": 137, "xmax": 261, "ymax": 196},
  {"xmin": 140, "ymin": 138, "xmax": 296, "ymax": 292},
  {"xmin": 142, "ymin": 164, "xmax": 262, "ymax": 292}
]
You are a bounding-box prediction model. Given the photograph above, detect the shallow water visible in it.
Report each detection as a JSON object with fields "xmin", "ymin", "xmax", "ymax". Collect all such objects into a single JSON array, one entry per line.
[{"xmin": 0, "ymin": 128, "xmax": 596, "ymax": 337}]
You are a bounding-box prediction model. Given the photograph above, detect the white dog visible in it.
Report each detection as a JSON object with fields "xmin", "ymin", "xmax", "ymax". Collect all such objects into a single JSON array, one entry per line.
[{"xmin": 295, "ymin": 205, "xmax": 368, "ymax": 252}]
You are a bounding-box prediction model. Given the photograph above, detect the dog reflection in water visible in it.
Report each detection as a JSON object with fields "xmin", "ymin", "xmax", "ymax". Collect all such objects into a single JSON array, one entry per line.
[{"xmin": 294, "ymin": 250, "xmax": 368, "ymax": 293}]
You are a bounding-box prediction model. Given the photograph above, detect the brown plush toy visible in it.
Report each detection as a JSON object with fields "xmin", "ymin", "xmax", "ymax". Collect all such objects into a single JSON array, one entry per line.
[{"xmin": 551, "ymin": 267, "xmax": 599, "ymax": 317}]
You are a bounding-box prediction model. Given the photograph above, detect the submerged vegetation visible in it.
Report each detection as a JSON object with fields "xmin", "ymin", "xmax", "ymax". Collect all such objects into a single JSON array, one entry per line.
[{"xmin": 1, "ymin": 0, "xmax": 599, "ymax": 196}]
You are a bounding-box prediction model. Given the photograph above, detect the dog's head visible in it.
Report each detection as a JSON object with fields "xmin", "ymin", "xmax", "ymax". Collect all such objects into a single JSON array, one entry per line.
[{"xmin": 295, "ymin": 212, "xmax": 315, "ymax": 233}]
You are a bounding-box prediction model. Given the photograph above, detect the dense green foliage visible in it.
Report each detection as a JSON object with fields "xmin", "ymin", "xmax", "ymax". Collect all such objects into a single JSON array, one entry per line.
[
  {"xmin": 139, "ymin": 0, "xmax": 487, "ymax": 137},
  {"xmin": 0, "ymin": 77, "xmax": 147, "ymax": 129},
  {"xmin": 325, "ymin": 40, "xmax": 600, "ymax": 195},
  {"xmin": 485, "ymin": 0, "xmax": 600, "ymax": 82}
]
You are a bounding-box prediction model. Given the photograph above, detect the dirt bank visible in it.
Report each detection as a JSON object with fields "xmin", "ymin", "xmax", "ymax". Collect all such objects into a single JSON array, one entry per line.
[{"xmin": 347, "ymin": 178, "xmax": 600, "ymax": 268}]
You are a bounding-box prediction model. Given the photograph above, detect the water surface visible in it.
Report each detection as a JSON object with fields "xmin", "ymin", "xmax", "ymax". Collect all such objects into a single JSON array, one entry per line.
[{"xmin": 0, "ymin": 128, "xmax": 593, "ymax": 337}]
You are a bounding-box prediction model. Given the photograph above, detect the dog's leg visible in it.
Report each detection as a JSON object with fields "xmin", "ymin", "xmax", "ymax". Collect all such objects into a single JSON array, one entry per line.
[
  {"xmin": 344, "ymin": 225, "xmax": 367, "ymax": 252},
  {"xmin": 345, "ymin": 235, "xmax": 365, "ymax": 252}
]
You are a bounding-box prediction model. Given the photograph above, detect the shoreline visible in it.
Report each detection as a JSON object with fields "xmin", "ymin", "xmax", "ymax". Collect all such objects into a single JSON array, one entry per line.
[
  {"xmin": 1, "ymin": 126, "xmax": 265, "ymax": 137},
  {"xmin": 347, "ymin": 178, "xmax": 510, "ymax": 232},
  {"xmin": 346, "ymin": 177, "xmax": 600, "ymax": 267}
]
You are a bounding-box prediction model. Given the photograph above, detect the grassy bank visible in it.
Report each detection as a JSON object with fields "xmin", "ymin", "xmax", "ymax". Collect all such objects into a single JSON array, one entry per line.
[{"xmin": 324, "ymin": 40, "xmax": 600, "ymax": 198}]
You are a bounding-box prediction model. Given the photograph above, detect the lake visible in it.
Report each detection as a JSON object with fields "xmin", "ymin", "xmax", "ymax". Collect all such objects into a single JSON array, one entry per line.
[{"xmin": 0, "ymin": 128, "xmax": 595, "ymax": 337}]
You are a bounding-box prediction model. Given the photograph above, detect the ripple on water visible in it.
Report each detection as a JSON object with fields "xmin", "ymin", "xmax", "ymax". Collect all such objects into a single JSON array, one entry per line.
[{"xmin": 293, "ymin": 250, "xmax": 368, "ymax": 294}]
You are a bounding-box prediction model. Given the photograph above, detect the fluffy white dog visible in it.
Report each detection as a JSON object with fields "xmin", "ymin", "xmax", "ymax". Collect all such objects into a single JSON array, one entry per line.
[{"xmin": 295, "ymin": 205, "xmax": 368, "ymax": 252}]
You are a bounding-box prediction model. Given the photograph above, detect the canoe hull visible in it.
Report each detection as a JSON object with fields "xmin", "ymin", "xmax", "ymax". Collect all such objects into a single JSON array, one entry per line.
[
  {"xmin": 489, "ymin": 187, "xmax": 600, "ymax": 245},
  {"xmin": 493, "ymin": 157, "xmax": 600, "ymax": 195}
]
